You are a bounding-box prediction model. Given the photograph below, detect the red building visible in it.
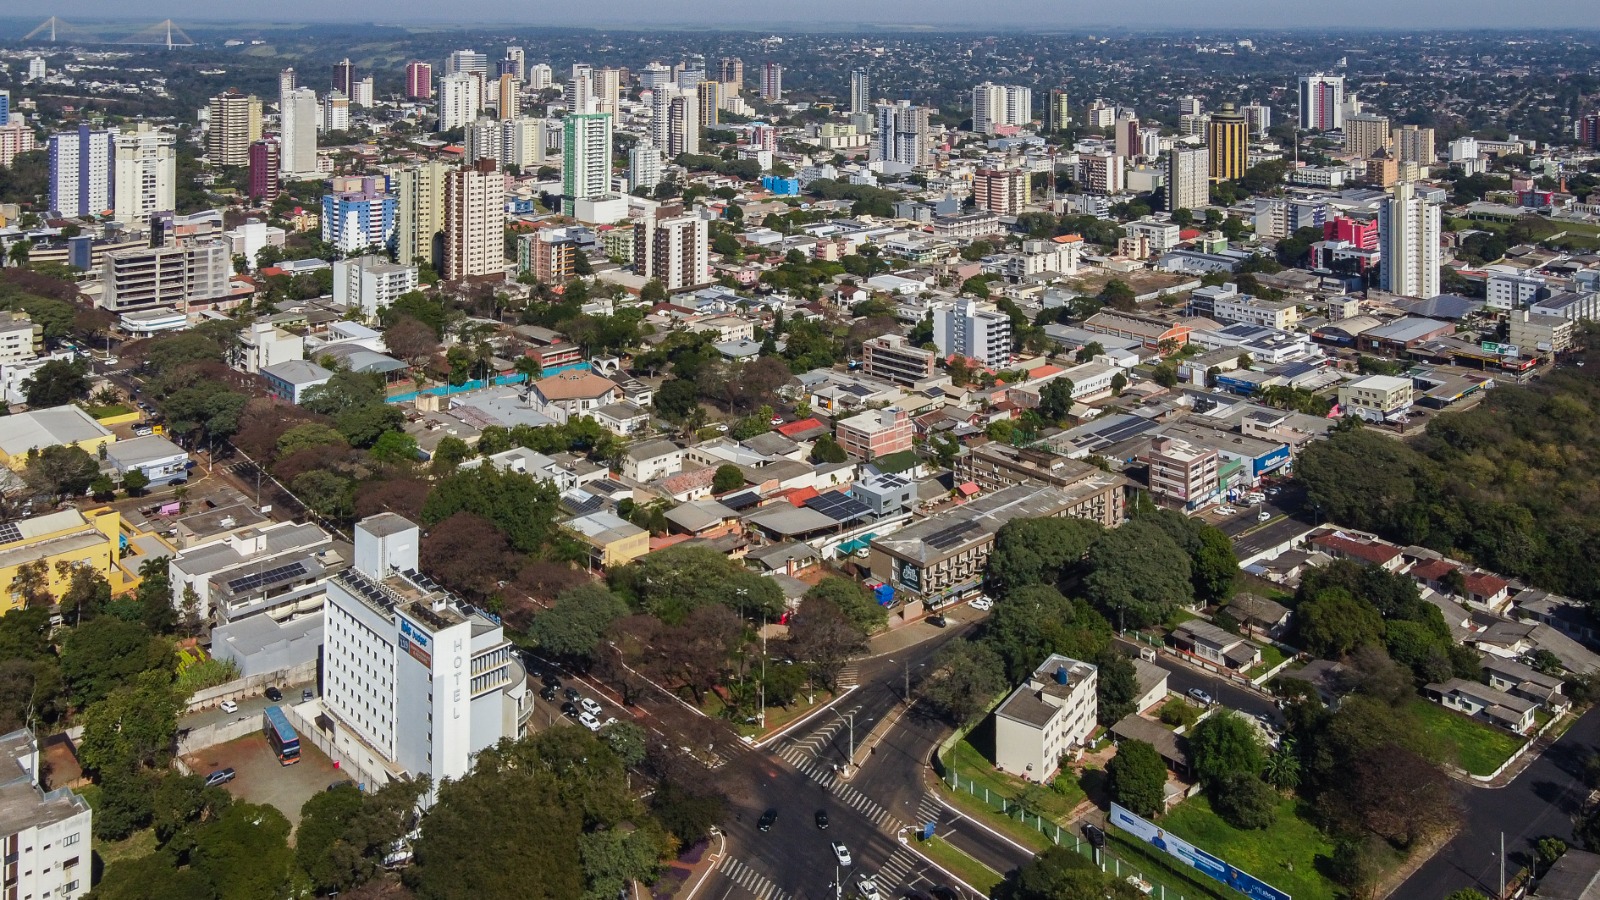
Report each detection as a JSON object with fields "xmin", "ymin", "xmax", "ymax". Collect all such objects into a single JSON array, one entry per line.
[
  {"xmin": 248, "ymin": 139, "xmax": 279, "ymax": 203},
  {"xmin": 405, "ymin": 61, "xmax": 434, "ymax": 101},
  {"xmin": 1324, "ymin": 216, "xmax": 1378, "ymax": 250}
]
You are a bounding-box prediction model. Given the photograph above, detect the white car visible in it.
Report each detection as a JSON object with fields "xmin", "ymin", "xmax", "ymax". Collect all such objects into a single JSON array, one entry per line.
[
  {"xmin": 580, "ymin": 697, "xmax": 603, "ymax": 716},
  {"xmin": 831, "ymin": 841, "xmax": 852, "ymax": 867},
  {"xmin": 220, "ymin": 699, "xmax": 239, "ymax": 714},
  {"xmin": 857, "ymin": 876, "xmax": 881, "ymax": 900},
  {"xmin": 578, "ymin": 711, "xmax": 602, "ymax": 731},
  {"xmin": 969, "ymin": 596, "xmax": 994, "ymax": 611},
  {"xmin": 713, "ymin": 423, "xmax": 729, "ymax": 432},
  {"xmin": 1257, "ymin": 511, "xmax": 1271, "ymax": 522},
  {"xmin": 1216, "ymin": 506, "xmax": 1236, "ymax": 516}
]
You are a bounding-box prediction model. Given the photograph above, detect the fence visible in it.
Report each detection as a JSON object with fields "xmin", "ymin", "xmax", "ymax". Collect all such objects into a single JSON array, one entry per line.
[
  {"xmin": 941, "ymin": 770, "xmax": 1206, "ymax": 900},
  {"xmin": 185, "ymin": 659, "xmax": 318, "ymax": 713},
  {"xmin": 178, "ymin": 714, "xmax": 263, "ymax": 756}
]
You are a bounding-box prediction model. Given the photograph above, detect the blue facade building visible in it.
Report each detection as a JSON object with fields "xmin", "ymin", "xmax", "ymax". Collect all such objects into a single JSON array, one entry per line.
[
  {"xmin": 760, "ymin": 175, "xmax": 799, "ymax": 196},
  {"xmin": 321, "ymin": 189, "xmax": 397, "ymax": 255},
  {"xmin": 48, "ymin": 124, "xmax": 114, "ymax": 217}
]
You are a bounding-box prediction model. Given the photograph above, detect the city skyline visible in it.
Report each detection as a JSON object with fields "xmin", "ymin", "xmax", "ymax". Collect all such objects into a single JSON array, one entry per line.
[{"xmin": 6, "ymin": 1, "xmax": 1596, "ymax": 28}]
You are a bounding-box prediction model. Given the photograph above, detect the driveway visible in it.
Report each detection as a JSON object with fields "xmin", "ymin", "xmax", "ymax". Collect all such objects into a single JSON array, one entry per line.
[
  {"xmin": 182, "ymin": 680, "xmax": 317, "ymax": 731},
  {"xmin": 1398, "ymin": 707, "xmax": 1599, "ymax": 897}
]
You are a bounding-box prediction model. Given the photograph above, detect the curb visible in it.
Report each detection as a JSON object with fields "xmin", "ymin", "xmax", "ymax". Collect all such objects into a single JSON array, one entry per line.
[
  {"xmin": 681, "ymin": 832, "xmax": 726, "ymax": 900},
  {"xmin": 751, "ymin": 685, "xmax": 859, "ymax": 750}
]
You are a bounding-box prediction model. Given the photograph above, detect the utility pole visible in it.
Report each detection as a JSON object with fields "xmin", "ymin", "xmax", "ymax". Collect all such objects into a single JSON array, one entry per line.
[{"xmin": 1500, "ymin": 831, "xmax": 1505, "ymax": 900}]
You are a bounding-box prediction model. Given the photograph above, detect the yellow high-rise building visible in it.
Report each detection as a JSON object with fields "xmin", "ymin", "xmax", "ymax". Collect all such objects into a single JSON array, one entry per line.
[{"xmin": 1206, "ymin": 102, "xmax": 1249, "ymax": 183}]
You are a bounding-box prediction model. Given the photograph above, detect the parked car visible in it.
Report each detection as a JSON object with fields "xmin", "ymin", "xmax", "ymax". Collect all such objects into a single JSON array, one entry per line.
[
  {"xmin": 1216, "ymin": 506, "xmax": 1236, "ymax": 516},
  {"xmin": 580, "ymin": 697, "xmax": 602, "ymax": 716},
  {"xmin": 969, "ymin": 596, "xmax": 994, "ymax": 611},
  {"xmin": 769, "ymin": 415, "xmax": 784, "ymax": 426},
  {"xmin": 758, "ymin": 808, "xmax": 778, "ymax": 832},
  {"xmin": 132, "ymin": 425, "xmax": 153, "ymax": 436},
  {"xmin": 204, "ymin": 768, "xmax": 236, "ymax": 787},
  {"xmin": 578, "ymin": 711, "xmax": 602, "ymax": 731},
  {"xmin": 928, "ymin": 614, "xmax": 948, "ymax": 628},
  {"xmin": 302, "ymin": 688, "xmax": 314, "ymax": 702},
  {"xmin": 831, "ymin": 841, "xmax": 852, "ymax": 866},
  {"xmin": 220, "ymin": 699, "xmax": 238, "ymax": 714},
  {"xmin": 561, "ymin": 702, "xmax": 579, "ymax": 718},
  {"xmin": 1257, "ymin": 510, "xmax": 1271, "ymax": 522},
  {"xmin": 1187, "ymin": 688, "xmax": 1214, "ymax": 706},
  {"xmin": 264, "ymin": 686, "xmax": 282, "ymax": 701}
]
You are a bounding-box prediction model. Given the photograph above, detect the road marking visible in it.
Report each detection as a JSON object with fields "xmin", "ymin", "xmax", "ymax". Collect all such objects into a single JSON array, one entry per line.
[
  {"xmin": 875, "ymin": 848, "xmax": 920, "ymax": 889},
  {"xmin": 717, "ymin": 856, "xmax": 791, "ymax": 900},
  {"xmin": 836, "ymin": 663, "xmax": 859, "ymax": 688}
]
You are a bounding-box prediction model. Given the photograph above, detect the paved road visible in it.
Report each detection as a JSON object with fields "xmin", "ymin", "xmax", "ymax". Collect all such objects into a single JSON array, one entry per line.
[
  {"xmin": 1398, "ymin": 707, "xmax": 1600, "ymax": 898},
  {"xmin": 181, "ymin": 678, "xmax": 317, "ymax": 731},
  {"xmin": 1112, "ymin": 637, "xmax": 1281, "ymax": 725}
]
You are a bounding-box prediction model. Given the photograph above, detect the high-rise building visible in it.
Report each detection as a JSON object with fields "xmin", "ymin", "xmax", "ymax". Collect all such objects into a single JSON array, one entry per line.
[
  {"xmin": 640, "ymin": 62, "xmax": 672, "ymax": 91},
  {"xmin": 972, "ymin": 82, "xmax": 1032, "ymax": 134},
  {"xmin": 628, "ymin": 143, "xmax": 663, "ymax": 192},
  {"xmin": 207, "ymin": 89, "xmax": 261, "ymax": 167},
  {"xmin": 1085, "ymin": 99, "xmax": 1116, "ymax": 129},
  {"xmin": 280, "ymin": 87, "xmax": 318, "ymax": 179},
  {"xmin": 395, "ymin": 160, "xmax": 448, "ymax": 270},
  {"xmin": 352, "ymin": 78, "xmax": 374, "ymax": 108},
  {"xmin": 850, "ymin": 69, "xmax": 871, "ymax": 116},
  {"xmin": 1579, "ymin": 114, "xmax": 1600, "ymax": 150},
  {"xmin": 0, "ymin": 726, "xmax": 93, "ymax": 900},
  {"xmin": 405, "ymin": 62, "xmax": 433, "ymax": 100},
  {"xmin": 0, "ymin": 122, "xmax": 37, "ymax": 169},
  {"xmin": 111, "ymin": 123, "xmax": 175, "ymax": 225},
  {"xmin": 322, "ymin": 178, "xmax": 396, "ymax": 255},
  {"xmin": 874, "ymin": 101, "xmax": 931, "ymax": 168},
  {"xmin": 1176, "ymin": 95, "xmax": 1203, "ymax": 117},
  {"xmin": 972, "ymin": 168, "xmax": 1029, "ymax": 216},
  {"xmin": 331, "ymin": 58, "xmax": 355, "ymax": 98},
  {"xmin": 26, "ymin": 57, "xmax": 46, "ymax": 83},
  {"xmin": 334, "ymin": 255, "xmax": 419, "ymax": 322},
  {"xmin": 504, "ymin": 46, "xmax": 526, "ymax": 82},
  {"xmin": 1078, "ymin": 152, "xmax": 1123, "ymax": 195},
  {"xmin": 1241, "ymin": 103, "xmax": 1272, "ymax": 138},
  {"xmin": 248, "ymin": 139, "xmax": 280, "ymax": 203},
  {"xmin": 494, "ymin": 74, "xmax": 521, "ymax": 120},
  {"xmin": 1206, "ymin": 102, "xmax": 1249, "ymax": 183},
  {"xmin": 322, "ymin": 91, "xmax": 350, "ymax": 133},
  {"xmin": 651, "ymin": 88, "xmax": 698, "ymax": 158},
  {"xmin": 562, "ymin": 113, "xmax": 613, "ymax": 216},
  {"xmin": 593, "ymin": 68, "xmax": 621, "ymax": 117},
  {"xmin": 321, "ymin": 514, "xmax": 525, "ymax": 807},
  {"xmin": 1113, "ymin": 115, "xmax": 1141, "ymax": 159},
  {"xmin": 437, "ymin": 73, "xmax": 481, "ymax": 132},
  {"xmin": 279, "ymin": 67, "xmax": 297, "ymax": 97},
  {"xmin": 0, "ymin": 89, "xmax": 10, "ymax": 127},
  {"xmin": 1392, "ymin": 124, "xmax": 1436, "ymax": 165},
  {"xmin": 444, "ymin": 159, "xmax": 506, "ymax": 281},
  {"xmin": 99, "ymin": 240, "xmax": 231, "ymax": 313},
  {"xmin": 526, "ymin": 64, "xmax": 553, "ymax": 91},
  {"xmin": 696, "ymin": 81, "xmax": 721, "ymax": 130},
  {"xmin": 1344, "ymin": 114, "xmax": 1391, "ymax": 157},
  {"xmin": 933, "ymin": 299, "xmax": 1013, "ymax": 369},
  {"xmin": 676, "ymin": 57, "xmax": 706, "ymax": 92},
  {"xmin": 48, "ymin": 125, "xmax": 113, "ymax": 217},
  {"xmin": 501, "ymin": 117, "xmax": 545, "ymax": 171},
  {"xmin": 445, "ymin": 50, "xmax": 488, "ymax": 78},
  {"xmin": 1166, "ymin": 147, "xmax": 1209, "ymax": 212},
  {"xmin": 760, "ymin": 63, "xmax": 783, "ymax": 103},
  {"xmin": 565, "ymin": 74, "xmax": 594, "ymax": 116},
  {"xmin": 1045, "ymin": 89, "xmax": 1071, "ymax": 133},
  {"xmin": 1379, "ymin": 180, "xmax": 1440, "ymax": 299},
  {"xmin": 634, "ymin": 214, "xmax": 709, "ymax": 292},
  {"xmin": 1298, "ymin": 73, "xmax": 1345, "ymax": 132},
  {"xmin": 719, "ymin": 57, "xmax": 744, "ymax": 88}
]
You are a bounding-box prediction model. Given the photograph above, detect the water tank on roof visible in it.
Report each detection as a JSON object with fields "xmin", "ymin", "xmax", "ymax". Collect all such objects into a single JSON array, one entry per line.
[{"xmin": 1055, "ymin": 666, "xmax": 1069, "ymax": 685}]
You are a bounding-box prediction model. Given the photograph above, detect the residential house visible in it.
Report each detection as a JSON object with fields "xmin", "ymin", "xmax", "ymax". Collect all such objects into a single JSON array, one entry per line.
[
  {"xmin": 563, "ymin": 511, "xmax": 650, "ymax": 569},
  {"xmin": 663, "ymin": 499, "xmax": 741, "ymax": 538},
  {"xmin": 1424, "ymin": 678, "xmax": 1537, "ymax": 734},
  {"xmin": 529, "ymin": 371, "xmax": 622, "ymax": 424},
  {"xmin": 1227, "ymin": 593, "xmax": 1291, "ymax": 641},
  {"xmin": 993, "ymin": 654, "xmax": 1099, "ymax": 782},
  {"xmin": 1170, "ymin": 620, "xmax": 1261, "ymax": 671},
  {"xmin": 1481, "ymin": 656, "xmax": 1568, "ymax": 713},
  {"xmin": 1410, "ymin": 558, "xmax": 1512, "ymax": 612},
  {"xmin": 1308, "ymin": 530, "xmax": 1405, "ymax": 571},
  {"xmin": 622, "ymin": 439, "xmax": 683, "ymax": 483},
  {"xmin": 836, "ymin": 407, "xmax": 914, "ymax": 460}
]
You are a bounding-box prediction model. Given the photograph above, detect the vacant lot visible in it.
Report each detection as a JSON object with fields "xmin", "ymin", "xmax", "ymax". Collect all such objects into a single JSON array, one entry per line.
[
  {"xmin": 1410, "ymin": 699, "xmax": 1525, "ymax": 776},
  {"xmin": 183, "ymin": 732, "xmax": 343, "ymax": 828}
]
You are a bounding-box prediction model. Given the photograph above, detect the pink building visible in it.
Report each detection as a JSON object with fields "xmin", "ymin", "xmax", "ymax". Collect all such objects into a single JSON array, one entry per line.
[
  {"xmin": 836, "ymin": 407, "xmax": 914, "ymax": 461},
  {"xmin": 405, "ymin": 61, "xmax": 434, "ymax": 100}
]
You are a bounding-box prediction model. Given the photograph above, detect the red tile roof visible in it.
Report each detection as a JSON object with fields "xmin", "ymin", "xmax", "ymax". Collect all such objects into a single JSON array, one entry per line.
[
  {"xmin": 1311, "ymin": 533, "xmax": 1402, "ymax": 565},
  {"xmin": 776, "ymin": 417, "xmax": 825, "ymax": 438}
]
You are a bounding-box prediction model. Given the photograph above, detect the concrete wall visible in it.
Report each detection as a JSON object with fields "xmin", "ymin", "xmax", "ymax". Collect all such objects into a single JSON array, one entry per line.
[{"xmin": 185, "ymin": 659, "xmax": 318, "ymax": 713}]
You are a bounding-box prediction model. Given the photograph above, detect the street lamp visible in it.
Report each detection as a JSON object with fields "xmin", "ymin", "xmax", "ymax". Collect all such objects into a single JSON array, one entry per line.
[{"xmin": 833, "ymin": 709, "xmax": 857, "ymax": 775}]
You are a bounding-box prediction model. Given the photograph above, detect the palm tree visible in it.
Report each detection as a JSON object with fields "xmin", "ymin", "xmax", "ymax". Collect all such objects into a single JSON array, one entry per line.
[
  {"xmin": 1263, "ymin": 739, "xmax": 1300, "ymax": 791},
  {"xmin": 514, "ymin": 356, "xmax": 543, "ymax": 384}
]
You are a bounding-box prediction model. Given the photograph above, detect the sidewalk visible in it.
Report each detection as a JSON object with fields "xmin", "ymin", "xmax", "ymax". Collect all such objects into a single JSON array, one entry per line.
[
  {"xmin": 867, "ymin": 604, "xmax": 984, "ymax": 659},
  {"xmin": 666, "ymin": 833, "xmax": 725, "ymax": 900}
]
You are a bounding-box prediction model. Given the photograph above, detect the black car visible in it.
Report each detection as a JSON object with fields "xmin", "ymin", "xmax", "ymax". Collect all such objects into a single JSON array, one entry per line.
[
  {"xmin": 564, "ymin": 687, "xmax": 581, "ymax": 702},
  {"xmin": 540, "ymin": 684, "xmax": 559, "ymax": 702},
  {"xmin": 928, "ymin": 614, "xmax": 948, "ymax": 628},
  {"xmin": 1081, "ymin": 823, "xmax": 1106, "ymax": 849},
  {"xmin": 814, "ymin": 809, "xmax": 829, "ymax": 830},
  {"xmin": 928, "ymin": 887, "xmax": 961, "ymax": 900},
  {"xmin": 542, "ymin": 672, "xmax": 561, "ymax": 689},
  {"xmin": 561, "ymin": 701, "xmax": 580, "ymax": 718},
  {"xmin": 264, "ymin": 686, "xmax": 283, "ymax": 701},
  {"xmin": 757, "ymin": 808, "xmax": 778, "ymax": 832}
]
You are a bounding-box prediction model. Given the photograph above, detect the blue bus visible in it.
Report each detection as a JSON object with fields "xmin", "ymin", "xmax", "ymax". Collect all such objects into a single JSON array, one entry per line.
[{"xmin": 263, "ymin": 706, "xmax": 301, "ymax": 765}]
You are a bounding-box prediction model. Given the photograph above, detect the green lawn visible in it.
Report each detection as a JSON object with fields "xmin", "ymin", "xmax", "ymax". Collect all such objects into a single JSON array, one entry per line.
[
  {"xmin": 84, "ymin": 403, "xmax": 135, "ymax": 419},
  {"xmin": 1410, "ymin": 700, "xmax": 1525, "ymax": 776},
  {"xmin": 1245, "ymin": 642, "xmax": 1289, "ymax": 680},
  {"xmin": 1106, "ymin": 833, "xmax": 1234, "ymax": 900},
  {"xmin": 1159, "ymin": 795, "xmax": 1341, "ymax": 900},
  {"xmin": 95, "ymin": 826, "xmax": 157, "ymax": 867},
  {"xmin": 917, "ymin": 836, "xmax": 1003, "ymax": 895},
  {"xmin": 944, "ymin": 729, "xmax": 1086, "ymax": 819}
]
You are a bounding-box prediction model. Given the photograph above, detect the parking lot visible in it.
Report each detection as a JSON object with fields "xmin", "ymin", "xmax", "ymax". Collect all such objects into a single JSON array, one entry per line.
[
  {"xmin": 182, "ymin": 681, "xmax": 318, "ymax": 731},
  {"xmin": 182, "ymin": 732, "xmax": 344, "ymax": 827}
]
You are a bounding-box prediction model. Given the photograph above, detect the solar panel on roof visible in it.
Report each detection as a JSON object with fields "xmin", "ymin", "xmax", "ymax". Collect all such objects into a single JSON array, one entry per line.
[
  {"xmin": 226, "ymin": 561, "xmax": 307, "ymax": 594},
  {"xmin": 804, "ymin": 491, "xmax": 872, "ymax": 523},
  {"xmin": 0, "ymin": 522, "xmax": 21, "ymax": 544},
  {"xmin": 925, "ymin": 520, "xmax": 982, "ymax": 551}
]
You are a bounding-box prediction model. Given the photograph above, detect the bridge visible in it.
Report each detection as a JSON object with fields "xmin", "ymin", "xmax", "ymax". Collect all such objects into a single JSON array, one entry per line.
[{"xmin": 24, "ymin": 17, "xmax": 196, "ymax": 48}]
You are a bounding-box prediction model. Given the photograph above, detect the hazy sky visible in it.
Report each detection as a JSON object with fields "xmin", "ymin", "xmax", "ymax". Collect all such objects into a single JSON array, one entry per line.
[{"xmin": 25, "ymin": 0, "xmax": 1599, "ymax": 28}]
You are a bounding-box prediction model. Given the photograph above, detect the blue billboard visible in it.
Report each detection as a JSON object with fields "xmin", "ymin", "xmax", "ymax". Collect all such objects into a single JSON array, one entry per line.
[{"xmin": 1109, "ymin": 804, "xmax": 1290, "ymax": 900}]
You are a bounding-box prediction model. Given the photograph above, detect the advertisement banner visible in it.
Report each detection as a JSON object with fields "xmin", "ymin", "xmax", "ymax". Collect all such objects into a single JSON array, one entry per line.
[{"xmin": 1109, "ymin": 804, "xmax": 1291, "ymax": 900}]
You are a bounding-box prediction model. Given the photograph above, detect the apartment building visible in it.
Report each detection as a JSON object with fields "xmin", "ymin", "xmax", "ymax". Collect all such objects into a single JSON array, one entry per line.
[
  {"xmin": 443, "ymin": 160, "xmax": 506, "ymax": 280},
  {"xmin": 99, "ymin": 240, "xmax": 231, "ymax": 314},
  {"xmin": 0, "ymin": 311, "xmax": 42, "ymax": 365},
  {"xmin": 322, "ymin": 514, "xmax": 526, "ymax": 806},
  {"xmin": 933, "ymin": 299, "xmax": 1013, "ymax": 368},
  {"xmin": 0, "ymin": 728, "xmax": 92, "ymax": 900},
  {"xmin": 207, "ymin": 89, "xmax": 261, "ymax": 167},
  {"xmin": 972, "ymin": 168, "xmax": 1030, "ymax": 216},
  {"xmin": 1144, "ymin": 435, "xmax": 1221, "ymax": 510},
  {"xmin": 111, "ymin": 123, "xmax": 176, "ymax": 226},
  {"xmin": 952, "ymin": 443, "xmax": 1131, "ymax": 528},
  {"xmin": 994, "ymin": 654, "xmax": 1099, "ymax": 782},
  {"xmin": 167, "ymin": 520, "xmax": 343, "ymax": 628},
  {"xmin": 860, "ymin": 334, "xmax": 937, "ymax": 386},
  {"xmin": 334, "ymin": 255, "xmax": 419, "ymax": 322},
  {"xmin": 835, "ymin": 407, "xmax": 914, "ymax": 460},
  {"xmin": 634, "ymin": 214, "xmax": 710, "ymax": 292},
  {"xmin": 1336, "ymin": 374, "xmax": 1414, "ymax": 424},
  {"xmin": 0, "ymin": 508, "xmax": 130, "ymax": 615}
]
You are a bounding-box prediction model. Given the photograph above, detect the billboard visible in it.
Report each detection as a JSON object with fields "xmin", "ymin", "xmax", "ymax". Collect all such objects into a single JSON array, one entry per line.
[
  {"xmin": 398, "ymin": 617, "xmax": 433, "ymax": 668},
  {"xmin": 1109, "ymin": 804, "xmax": 1290, "ymax": 900}
]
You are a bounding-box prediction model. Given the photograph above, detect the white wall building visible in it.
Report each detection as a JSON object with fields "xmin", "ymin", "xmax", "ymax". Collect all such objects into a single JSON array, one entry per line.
[
  {"xmin": 0, "ymin": 728, "xmax": 91, "ymax": 900},
  {"xmin": 280, "ymin": 87, "xmax": 319, "ymax": 179},
  {"xmin": 1485, "ymin": 271, "xmax": 1547, "ymax": 311},
  {"xmin": 335, "ymin": 255, "xmax": 419, "ymax": 322},
  {"xmin": 1166, "ymin": 146, "xmax": 1208, "ymax": 212},
  {"xmin": 322, "ymin": 514, "xmax": 526, "ymax": 807},
  {"xmin": 993, "ymin": 654, "xmax": 1098, "ymax": 782},
  {"xmin": 1379, "ymin": 181, "xmax": 1441, "ymax": 299},
  {"xmin": 111, "ymin": 123, "xmax": 175, "ymax": 225},
  {"xmin": 933, "ymin": 299, "xmax": 1012, "ymax": 369},
  {"xmin": 437, "ymin": 73, "xmax": 482, "ymax": 133},
  {"xmin": 972, "ymin": 82, "xmax": 1032, "ymax": 134},
  {"xmin": 235, "ymin": 321, "xmax": 304, "ymax": 374},
  {"xmin": 99, "ymin": 241, "xmax": 231, "ymax": 314}
]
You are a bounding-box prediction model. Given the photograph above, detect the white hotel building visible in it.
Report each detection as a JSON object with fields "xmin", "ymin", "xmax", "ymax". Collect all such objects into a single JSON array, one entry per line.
[{"xmin": 321, "ymin": 514, "xmax": 528, "ymax": 805}]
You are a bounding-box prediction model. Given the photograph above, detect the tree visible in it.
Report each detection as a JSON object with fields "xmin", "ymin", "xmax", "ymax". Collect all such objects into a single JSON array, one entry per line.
[
  {"xmin": 60, "ymin": 618, "xmax": 169, "ymax": 708},
  {"xmin": 23, "ymin": 444, "xmax": 100, "ymax": 499},
  {"xmin": 121, "ymin": 468, "xmax": 151, "ymax": 497},
  {"xmin": 1083, "ymin": 520, "xmax": 1193, "ymax": 630},
  {"xmin": 94, "ymin": 850, "xmax": 212, "ymax": 900},
  {"xmin": 610, "ymin": 545, "xmax": 783, "ymax": 623},
  {"xmin": 526, "ymin": 583, "xmax": 629, "ymax": 662},
  {"xmin": 1095, "ymin": 648, "xmax": 1140, "ymax": 726},
  {"xmin": 1106, "ymin": 739, "xmax": 1168, "ymax": 817},
  {"xmin": 22, "ymin": 357, "xmax": 89, "ymax": 407},
  {"xmin": 986, "ymin": 517, "xmax": 1103, "ymax": 596},
  {"xmin": 423, "ymin": 465, "xmax": 561, "ymax": 555},
  {"xmin": 1262, "ymin": 740, "xmax": 1301, "ymax": 791},
  {"xmin": 809, "ymin": 434, "xmax": 847, "ymax": 464},
  {"xmin": 136, "ymin": 555, "xmax": 176, "ymax": 633},
  {"xmin": 654, "ymin": 378, "xmax": 699, "ymax": 422},
  {"xmin": 419, "ymin": 512, "xmax": 518, "ymax": 601},
  {"xmin": 1211, "ymin": 773, "xmax": 1278, "ymax": 829},
  {"xmin": 983, "ymin": 586, "xmax": 1112, "ymax": 682},
  {"xmin": 190, "ymin": 802, "xmax": 296, "ymax": 900},
  {"xmin": 921, "ymin": 640, "xmax": 1008, "ymax": 724},
  {"xmin": 995, "ymin": 845, "xmax": 1143, "ymax": 900},
  {"xmin": 711, "ymin": 463, "xmax": 745, "ymax": 493},
  {"xmin": 296, "ymin": 784, "xmax": 368, "ymax": 893},
  {"xmin": 788, "ymin": 596, "xmax": 868, "ymax": 691},
  {"xmin": 370, "ymin": 431, "xmax": 421, "ymax": 466},
  {"xmin": 641, "ymin": 279, "xmax": 667, "ymax": 303},
  {"xmin": 1038, "ymin": 378, "xmax": 1075, "ymax": 423},
  {"xmin": 802, "ymin": 577, "xmax": 887, "ymax": 634},
  {"xmin": 1191, "ymin": 525, "xmax": 1239, "ymax": 604},
  {"xmin": 78, "ymin": 671, "xmax": 183, "ymax": 775},
  {"xmin": 1189, "ymin": 711, "xmax": 1264, "ymax": 790},
  {"xmin": 1295, "ymin": 588, "xmax": 1385, "ymax": 659},
  {"xmin": 294, "ymin": 470, "xmax": 355, "ymax": 521}
]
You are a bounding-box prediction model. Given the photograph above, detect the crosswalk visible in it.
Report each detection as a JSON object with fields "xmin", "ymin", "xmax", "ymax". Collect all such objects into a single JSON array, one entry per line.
[
  {"xmin": 836, "ymin": 663, "xmax": 859, "ymax": 689},
  {"xmin": 772, "ymin": 742, "xmax": 905, "ymax": 833},
  {"xmin": 874, "ymin": 846, "xmax": 925, "ymax": 893},
  {"xmin": 718, "ymin": 855, "xmax": 792, "ymax": 900}
]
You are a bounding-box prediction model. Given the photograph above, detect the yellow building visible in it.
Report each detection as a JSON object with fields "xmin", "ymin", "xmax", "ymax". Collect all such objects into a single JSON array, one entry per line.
[
  {"xmin": 1206, "ymin": 102, "xmax": 1249, "ymax": 183},
  {"xmin": 0, "ymin": 406, "xmax": 116, "ymax": 470},
  {"xmin": 563, "ymin": 511, "xmax": 651, "ymax": 570},
  {"xmin": 2, "ymin": 509, "xmax": 119, "ymax": 613}
]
